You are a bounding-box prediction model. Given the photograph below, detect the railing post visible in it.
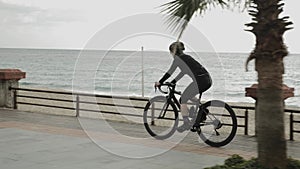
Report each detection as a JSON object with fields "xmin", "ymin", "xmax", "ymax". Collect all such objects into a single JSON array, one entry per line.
[
  {"xmin": 290, "ymin": 112, "xmax": 294, "ymax": 141},
  {"xmin": 245, "ymin": 109, "xmax": 249, "ymax": 135},
  {"xmin": 13, "ymin": 89, "xmax": 17, "ymax": 109},
  {"xmin": 151, "ymin": 102, "xmax": 155, "ymax": 125},
  {"xmin": 76, "ymin": 95, "xmax": 80, "ymax": 117},
  {"xmin": 0, "ymin": 69, "xmax": 25, "ymax": 108}
]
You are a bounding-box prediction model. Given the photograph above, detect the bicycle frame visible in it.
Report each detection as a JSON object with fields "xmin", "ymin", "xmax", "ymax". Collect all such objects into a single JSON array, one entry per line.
[
  {"xmin": 157, "ymin": 83, "xmax": 203, "ymax": 124},
  {"xmin": 157, "ymin": 83, "xmax": 180, "ymax": 107}
]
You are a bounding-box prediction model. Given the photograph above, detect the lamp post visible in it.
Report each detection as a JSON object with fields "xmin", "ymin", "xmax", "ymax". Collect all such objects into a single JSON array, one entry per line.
[{"xmin": 141, "ymin": 46, "xmax": 145, "ymax": 97}]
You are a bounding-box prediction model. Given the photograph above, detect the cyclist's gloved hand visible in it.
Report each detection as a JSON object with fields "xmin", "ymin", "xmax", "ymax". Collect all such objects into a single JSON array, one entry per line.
[
  {"xmin": 154, "ymin": 82, "xmax": 161, "ymax": 87},
  {"xmin": 154, "ymin": 82, "xmax": 161, "ymax": 93}
]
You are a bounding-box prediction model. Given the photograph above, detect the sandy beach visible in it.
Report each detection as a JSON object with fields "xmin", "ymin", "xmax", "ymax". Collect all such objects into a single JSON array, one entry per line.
[{"xmin": 15, "ymin": 87, "xmax": 300, "ymax": 140}]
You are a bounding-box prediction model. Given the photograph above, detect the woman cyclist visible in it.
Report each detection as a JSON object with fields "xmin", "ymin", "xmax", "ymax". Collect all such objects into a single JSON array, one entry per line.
[{"xmin": 155, "ymin": 41, "xmax": 212, "ymax": 132}]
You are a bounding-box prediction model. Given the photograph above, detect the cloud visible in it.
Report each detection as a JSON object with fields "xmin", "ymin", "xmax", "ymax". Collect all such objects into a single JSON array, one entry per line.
[
  {"xmin": 0, "ymin": 0, "xmax": 88, "ymax": 49},
  {"xmin": 0, "ymin": 0, "xmax": 84, "ymax": 27}
]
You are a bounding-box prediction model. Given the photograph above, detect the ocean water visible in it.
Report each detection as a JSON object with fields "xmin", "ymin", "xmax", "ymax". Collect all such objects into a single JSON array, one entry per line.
[{"xmin": 0, "ymin": 48, "xmax": 299, "ymax": 108}]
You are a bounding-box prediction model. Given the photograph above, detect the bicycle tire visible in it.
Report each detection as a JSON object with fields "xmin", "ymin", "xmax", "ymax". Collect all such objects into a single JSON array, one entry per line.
[
  {"xmin": 197, "ymin": 100, "xmax": 237, "ymax": 147},
  {"xmin": 143, "ymin": 96, "xmax": 179, "ymax": 140}
]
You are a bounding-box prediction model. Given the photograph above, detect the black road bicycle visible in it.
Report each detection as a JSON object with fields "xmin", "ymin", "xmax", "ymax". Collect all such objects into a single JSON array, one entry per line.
[{"xmin": 143, "ymin": 82, "xmax": 237, "ymax": 147}]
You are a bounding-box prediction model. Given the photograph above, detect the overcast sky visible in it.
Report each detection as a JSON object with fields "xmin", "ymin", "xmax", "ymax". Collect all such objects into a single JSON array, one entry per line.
[{"xmin": 0, "ymin": 0, "xmax": 299, "ymax": 53}]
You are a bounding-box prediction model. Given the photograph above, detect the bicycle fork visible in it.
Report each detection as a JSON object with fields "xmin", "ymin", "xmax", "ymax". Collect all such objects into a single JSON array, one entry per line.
[
  {"xmin": 158, "ymin": 102, "xmax": 169, "ymax": 119},
  {"xmin": 150, "ymin": 101, "xmax": 169, "ymax": 126}
]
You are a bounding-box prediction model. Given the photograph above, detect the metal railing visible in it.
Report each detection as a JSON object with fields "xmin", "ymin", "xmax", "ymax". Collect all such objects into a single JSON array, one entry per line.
[
  {"xmin": 230, "ymin": 105, "xmax": 253, "ymax": 136},
  {"xmin": 10, "ymin": 87, "xmax": 148, "ymax": 118},
  {"xmin": 287, "ymin": 108, "xmax": 300, "ymax": 141},
  {"xmin": 9, "ymin": 87, "xmax": 300, "ymax": 140}
]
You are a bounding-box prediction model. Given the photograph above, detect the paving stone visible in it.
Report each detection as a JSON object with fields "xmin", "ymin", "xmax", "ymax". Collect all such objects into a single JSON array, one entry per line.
[{"xmin": 0, "ymin": 109, "xmax": 299, "ymax": 169}]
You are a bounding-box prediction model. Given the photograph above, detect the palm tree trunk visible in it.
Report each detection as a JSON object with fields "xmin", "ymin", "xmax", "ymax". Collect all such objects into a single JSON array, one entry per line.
[
  {"xmin": 246, "ymin": 0, "xmax": 293, "ymax": 168},
  {"xmin": 256, "ymin": 57, "xmax": 286, "ymax": 168}
]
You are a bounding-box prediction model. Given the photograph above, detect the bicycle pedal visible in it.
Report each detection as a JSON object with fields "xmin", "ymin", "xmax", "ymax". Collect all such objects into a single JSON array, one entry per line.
[
  {"xmin": 190, "ymin": 126, "xmax": 200, "ymax": 132},
  {"xmin": 190, "ymin": 128, "xmax": 196, "ymax": 132}
]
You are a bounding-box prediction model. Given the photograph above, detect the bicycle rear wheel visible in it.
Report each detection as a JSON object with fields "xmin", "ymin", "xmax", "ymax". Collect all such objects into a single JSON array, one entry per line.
[
  {"xmin": 143, "ymin": 96, "xmax": 179, "ymax": 140},
  {"xmin": 197, "ymin": 100, "xmax": 237, "ymax": 147}
]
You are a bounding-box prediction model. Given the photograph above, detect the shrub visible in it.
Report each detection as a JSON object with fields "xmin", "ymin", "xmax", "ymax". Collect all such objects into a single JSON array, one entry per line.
[
  {"xmin": 287, "ymin": 158, "xmax": 300, "ymax": 169},
  {"xmin": 204, "ymin": 155, "xmax": 300, "ymax": 169}
]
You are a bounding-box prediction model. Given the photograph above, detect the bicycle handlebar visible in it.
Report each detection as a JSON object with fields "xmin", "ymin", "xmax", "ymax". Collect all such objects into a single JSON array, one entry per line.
[{"xmin": 155, "ymin": 82, "xmax": 181, "ymax": 95}]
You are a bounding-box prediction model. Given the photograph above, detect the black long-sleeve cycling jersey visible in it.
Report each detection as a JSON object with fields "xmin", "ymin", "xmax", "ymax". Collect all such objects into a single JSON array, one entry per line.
[{"xmin": 159, "ymin": 54, "xmax": 209, "ymax": 84}]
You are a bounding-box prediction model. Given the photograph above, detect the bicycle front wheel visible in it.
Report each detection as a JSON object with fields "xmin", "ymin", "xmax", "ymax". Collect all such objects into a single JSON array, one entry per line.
[
  {"xmin": 143, "ymin": 96, "xmax": 179, "ymax": 140},
  {"xmin": 197, "ymin": 100, "xmax": 237, "ymax": 147}
]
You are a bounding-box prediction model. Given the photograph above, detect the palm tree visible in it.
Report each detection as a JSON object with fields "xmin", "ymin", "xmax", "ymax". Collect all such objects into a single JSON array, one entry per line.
[
  {"xmin": 245, "ymin": 0, "xmax": 293, "ymax": 168},
  {"xmin": 161, "ymin": 0, "xmax": 293, "ymax": 168}
]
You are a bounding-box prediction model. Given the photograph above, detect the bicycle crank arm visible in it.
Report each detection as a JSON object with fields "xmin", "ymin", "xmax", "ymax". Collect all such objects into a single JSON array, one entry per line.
[
  {"xmin": 190, "ymin": 125, "xmax": 201, "ymax": 132},
  {"xmin": 215, "ymin": 129, "xmax": 220, "ymax": 136}
]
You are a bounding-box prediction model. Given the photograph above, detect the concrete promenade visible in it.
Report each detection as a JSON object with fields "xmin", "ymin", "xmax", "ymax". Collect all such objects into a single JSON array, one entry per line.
[{"xmin": 1, "ymin": 109, "xmax": 300, "ymax": 169}]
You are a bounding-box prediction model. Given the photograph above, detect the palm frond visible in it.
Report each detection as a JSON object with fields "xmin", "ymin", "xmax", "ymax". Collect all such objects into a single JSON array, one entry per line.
[
  {"xmin": 161, "ymin": 0, "xmax": 227, "ymax": 39},
  {"xmin": 161, "ymin": 0, "xmax": 251, "ymax": 40}
]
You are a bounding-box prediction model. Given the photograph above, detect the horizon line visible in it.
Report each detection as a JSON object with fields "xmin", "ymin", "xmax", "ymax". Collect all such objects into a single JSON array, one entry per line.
[{"xmin": 0, "ymin": 47, "xmax": 299, "ymax": 55}]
